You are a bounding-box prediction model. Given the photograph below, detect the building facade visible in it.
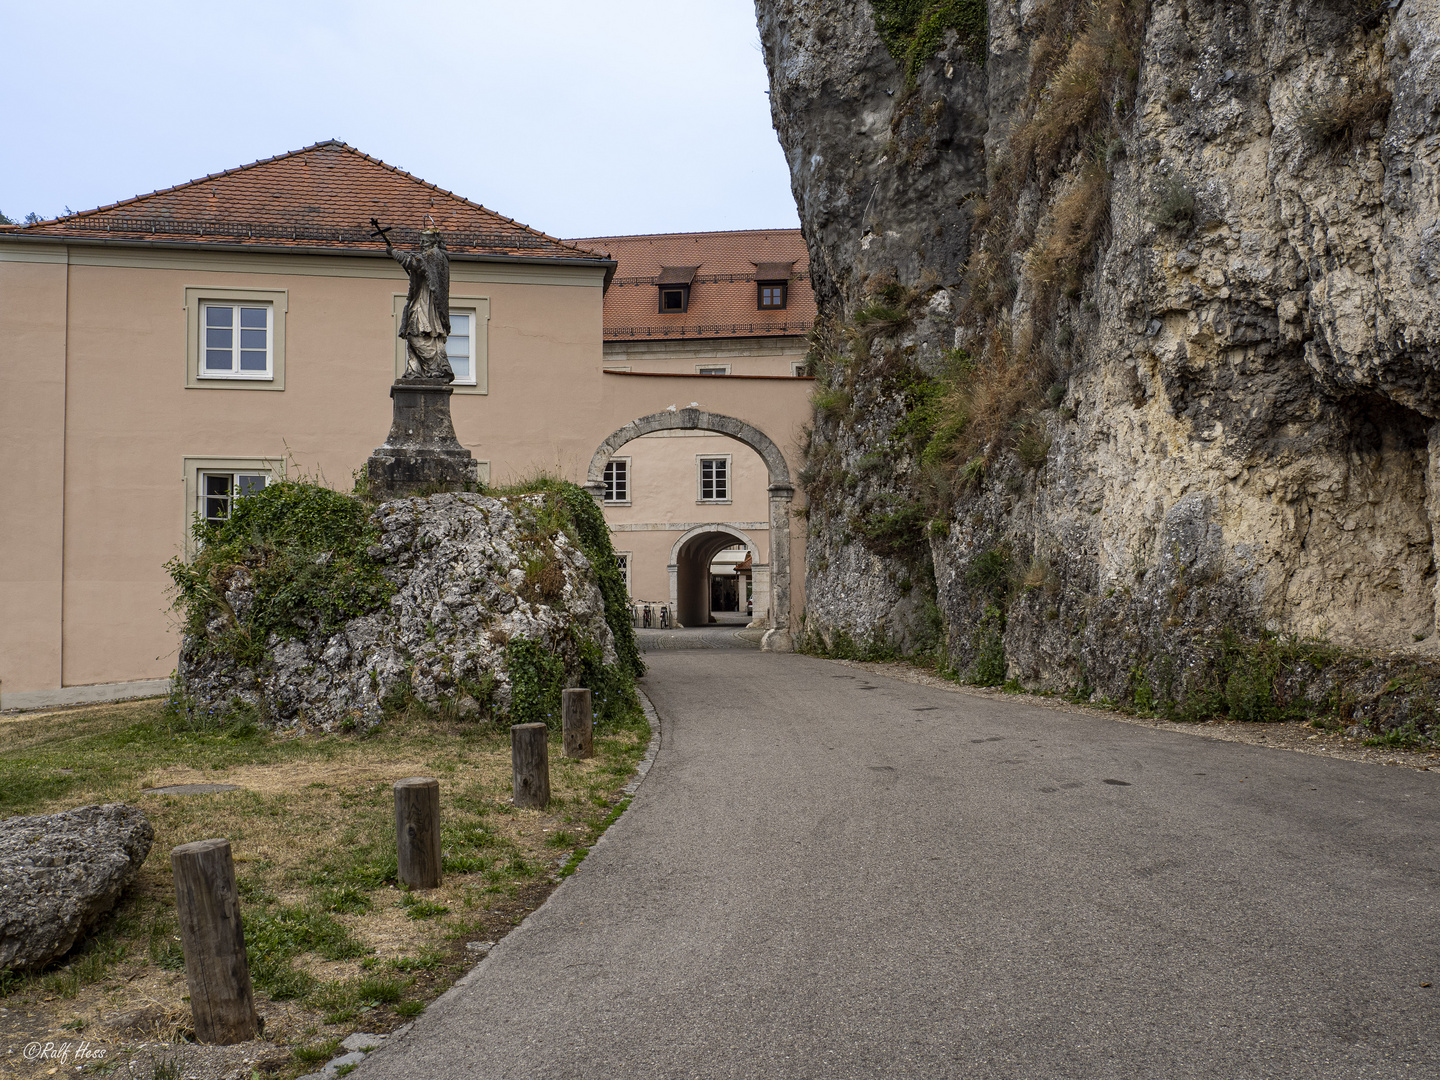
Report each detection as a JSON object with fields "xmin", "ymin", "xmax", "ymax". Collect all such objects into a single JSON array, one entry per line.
[
  {"xmin": 0, "ymin": 145, "xmax": 813, "ymax": 708},
  {"xmin": 569, "ymin": 230, "xmax": 814, "ymax": 628}
]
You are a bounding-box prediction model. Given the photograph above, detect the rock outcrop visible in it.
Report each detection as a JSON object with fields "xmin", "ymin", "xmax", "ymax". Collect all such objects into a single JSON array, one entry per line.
[
  {"xmin": 0, "ymin": 804, "xmax": 154, "ymax": 972},
  {"xmin": 178, "ymin": 492, "xmax": 621, "ymax": 730},
  {"xmin": 759, "ymin": 0, "xmax": 1440, "ymax": 718}
]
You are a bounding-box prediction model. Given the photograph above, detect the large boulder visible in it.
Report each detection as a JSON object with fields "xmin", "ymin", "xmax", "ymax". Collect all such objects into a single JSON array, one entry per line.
[
  {"xmin": 0, "ymin": 804, "xmax": 154, "ymax": 972},
  {"xmin": 177, "ymin": 492, "xmax": 623, "ymax": 730}
]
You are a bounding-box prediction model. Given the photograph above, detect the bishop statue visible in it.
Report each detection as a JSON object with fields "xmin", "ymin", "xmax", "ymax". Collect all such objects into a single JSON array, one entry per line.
[{"xmin": 380, "ymin": 222, "xmax": 454, "ymax": 382}]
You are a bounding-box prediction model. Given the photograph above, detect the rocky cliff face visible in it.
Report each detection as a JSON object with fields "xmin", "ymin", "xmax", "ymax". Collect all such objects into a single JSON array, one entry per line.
[{"xmin": 759, "ymin": 0, "xmax": 1440, "ymax": 721}]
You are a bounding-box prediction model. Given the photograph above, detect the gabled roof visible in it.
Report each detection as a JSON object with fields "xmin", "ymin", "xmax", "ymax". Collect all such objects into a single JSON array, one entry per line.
[
  {"xmin": 4, "ymin": 141, "xmax": 608, "ymax": 264},
  {"xmin": 569, "ymin": 229, "xmax": 814, "ymax": 341}
]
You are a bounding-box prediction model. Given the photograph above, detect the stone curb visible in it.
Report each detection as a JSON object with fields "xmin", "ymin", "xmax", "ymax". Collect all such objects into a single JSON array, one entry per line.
[{"xmin": 621, "ymin": 685, "xmax": 662, "ymax": 797}]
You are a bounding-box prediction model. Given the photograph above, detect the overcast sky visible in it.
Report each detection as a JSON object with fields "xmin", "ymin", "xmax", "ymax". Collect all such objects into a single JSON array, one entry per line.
[{"xmin": 0, "ymin": 1, "xmax": 798, "ymax": 238}]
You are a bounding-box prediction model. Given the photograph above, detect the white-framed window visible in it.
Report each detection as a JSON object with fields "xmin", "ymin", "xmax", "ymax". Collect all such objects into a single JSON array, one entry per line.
[
  {"xmin": 201, "ymin": 302, "xmax": 272, "ymax": 378},
  {"xmin": 603, "ymin": 458, "xmax": 630, "ymax": 504},
  {"xmin": 792, "ymin": 361, "xmax": 814, "ymax": 377},
  {"xmin": 614, "ymin": 552, "xmax": 632, "ymax": 594},
  {"xmin": 392, "ymin": 295, "xmax": 489, "ymax": 393},
  {"xmin": 182, "ymin": 455, "xmax": 283, "ymax": 555},
  {"xmin": 698, "ymin": 456, "xmax": 730, "ymax": 503},
  {"xmin": 696, "ymin": 364, "xmax": 731, "ymax": 375},
  {"xmin": 184, "ymin": 287, "xmax": 287, "ymax": 390},
  {"xmin": 200, "ymin": 471, "xmax": 269, "ymax": 528},
  {"xmin": 448, "ymin": 310, "xmax": 476, "ymax": 385}
]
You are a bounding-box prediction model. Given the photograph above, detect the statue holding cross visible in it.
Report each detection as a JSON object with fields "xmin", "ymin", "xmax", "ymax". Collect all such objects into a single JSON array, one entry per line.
[
  {"xmin": 372, "ymin": 217, "xmax": 453, "ymax": 382},
  {"xmin": 364, "ymin": 217, "xmax": 476, "ymax": 497}
]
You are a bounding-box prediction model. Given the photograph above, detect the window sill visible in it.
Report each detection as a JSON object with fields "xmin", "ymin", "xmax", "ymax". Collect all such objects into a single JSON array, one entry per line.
[
  {"xmin": 603, "ymin": 500, "xmax": 632, "ymax": 507},
  {"xmin": 697, "ymin": 500, "xmax": 733, "ymax": 506},
  {"xmin": 190, "ymin": 375, "xmax": 280, "ymax": 390}
]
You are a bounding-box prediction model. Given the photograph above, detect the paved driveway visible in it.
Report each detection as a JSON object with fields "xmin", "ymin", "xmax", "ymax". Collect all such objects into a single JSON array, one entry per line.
[{"xmin": 354, "ymin": 651, "xmax": 1440, "ymax": 1079}]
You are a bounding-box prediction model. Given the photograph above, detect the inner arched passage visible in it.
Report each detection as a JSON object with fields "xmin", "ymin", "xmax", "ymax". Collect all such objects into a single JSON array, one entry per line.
[
  {"xmin": 670, "ymin": 524, "xmax": 761, "ymax": 628},
  {"xmin": 586, "ymin": 407, "xmax": 795, "ymax": 651}
]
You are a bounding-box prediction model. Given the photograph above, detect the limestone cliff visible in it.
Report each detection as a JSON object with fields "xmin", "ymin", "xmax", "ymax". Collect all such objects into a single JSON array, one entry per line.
[{"xmin": 758, "ymin": 0, "xmax": 1440, "ymax": 728}]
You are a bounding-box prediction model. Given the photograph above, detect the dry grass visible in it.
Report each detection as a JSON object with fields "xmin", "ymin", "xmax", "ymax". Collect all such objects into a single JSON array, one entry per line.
[
  {"xmin": 1025, "ymin": 161, "xmax": 1110, "ymax": 304},
  {"xmin": 1299, "ymin": 86, "xmax": 1392, "ymax": 153},
  {"xmin": 0, "ymin": 700, "xmax": 649, "ymax": 1078}
]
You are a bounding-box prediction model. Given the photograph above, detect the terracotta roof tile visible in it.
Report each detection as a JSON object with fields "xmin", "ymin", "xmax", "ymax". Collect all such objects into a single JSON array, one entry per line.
[
  {"xmin": 569, "ymin": 229, "xmax": 815, "ymax": 341},
  {"xmin": 12, "ymin": 141, "xmax": 606, "ymax": 263}
]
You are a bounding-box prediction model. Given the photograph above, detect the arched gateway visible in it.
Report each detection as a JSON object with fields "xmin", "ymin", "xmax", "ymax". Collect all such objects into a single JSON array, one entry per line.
[
  {"xmin": 586, "ymin": 408, "xmax": 794, "ymax": 652},
  {"xmin": 669, "ymin": 523, "xmax": 762, "ymax": 629}
]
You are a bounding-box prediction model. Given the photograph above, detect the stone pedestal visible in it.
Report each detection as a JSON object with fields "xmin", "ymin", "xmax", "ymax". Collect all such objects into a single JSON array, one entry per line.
[{"xmin": 366, "ymin": 379, "xmax": 478, "ymax": 499}]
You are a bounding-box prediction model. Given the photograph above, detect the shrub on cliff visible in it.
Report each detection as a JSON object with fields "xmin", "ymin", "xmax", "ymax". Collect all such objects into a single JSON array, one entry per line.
[{"xmin": 167, "ymin": 479, "xmax": 394, "ymax": 668}]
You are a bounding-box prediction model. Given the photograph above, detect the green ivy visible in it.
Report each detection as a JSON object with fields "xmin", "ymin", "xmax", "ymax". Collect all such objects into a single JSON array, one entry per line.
[
  {"xmin": 166, "ymin": 480, "xmax": 394, "ymax": 666},
  {"xmin": 495, "ymin": 478, "xmax": 645, "ymax": 680},
  {"xmin": 852, "ymin": 497, "xmax": 930, "ymax": 560},
  {"xmin": 504, "ymin": 638, "xmax": 566, "ymax": 730},
  {"xmin": 969, "ymin": 603, "xmax": 1007, "ymax": 686},
  {"xmin": 965, "ymin": 545, "xmax": 1014, "ymax": 601}
]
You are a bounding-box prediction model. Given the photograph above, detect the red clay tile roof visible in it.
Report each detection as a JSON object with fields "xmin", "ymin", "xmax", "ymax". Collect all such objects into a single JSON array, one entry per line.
[
  {"xmin": 7, "ymin": 141, "xmax": 607, "ymax": 263},
  {"xmin": 568, "ymin": 229, "xmax": 815, "ymax": 341}
]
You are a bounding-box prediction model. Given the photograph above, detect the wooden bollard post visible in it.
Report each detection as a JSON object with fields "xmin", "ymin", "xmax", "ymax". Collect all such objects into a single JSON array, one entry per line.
[
  {"xmin": 511, "ymin": 722, "xmax": 550, "ymax": 809},
  {"xmin": 394, "ymin": 777, "xmax": 442, "ymax": 889},
  {"xmin": 563, "ymin": 687, "xmax": 594, "ymax": 760},
  {"xmin": 170, "ymin": 839, "xmax": 259, "ymax": 1045}
]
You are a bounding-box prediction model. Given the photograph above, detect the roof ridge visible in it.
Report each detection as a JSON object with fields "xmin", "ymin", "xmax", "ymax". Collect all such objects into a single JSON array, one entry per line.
[
  {"xmin": 18, "ymin": 140, "xmax": 352, "ymax": 229},
  {"xmin": 22, "ymin": 140, "xmax": 605, "ymax": 259},
  {"xmin": 568, "ymin": 227, "xmax": 804, "ymax": 243},
  {"xmin": 328, "ymin": 144, "xmax": 605, "ymax": 257}
]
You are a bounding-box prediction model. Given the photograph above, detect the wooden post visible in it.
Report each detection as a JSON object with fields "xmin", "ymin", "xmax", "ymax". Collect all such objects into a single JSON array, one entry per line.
[
  {"xmin": 563, "ymin": 687, "xmax": 594, "ymax": 760},
  {"xmin": 511, "ymin": 723, "xmax": 550, "ymax": 809},
  {"xmin": 170, "ymin": 839, "xmax": 259, "ymax": 1045},
  {"xmin": 393, "ymin": 777, "xmax": 442, "ymax": 889}
]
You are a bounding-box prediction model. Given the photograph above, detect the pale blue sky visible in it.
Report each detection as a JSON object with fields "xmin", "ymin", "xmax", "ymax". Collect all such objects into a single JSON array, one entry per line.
[{"xmin": 1, "ymin": 1, "xmax": 798, "ymax": 237}]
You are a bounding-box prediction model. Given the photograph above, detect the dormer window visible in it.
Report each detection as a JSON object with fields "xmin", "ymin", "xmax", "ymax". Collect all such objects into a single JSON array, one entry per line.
[
  {"xmin": 656, "ymin": 265, "xmax": 699, "ymax": 314},
  {"xmin": 753, "ymin": 261, "xmax": 796, "ymax": 312}
]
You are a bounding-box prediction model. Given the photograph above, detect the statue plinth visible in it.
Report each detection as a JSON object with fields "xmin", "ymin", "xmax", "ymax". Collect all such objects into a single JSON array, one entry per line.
[{"xmin": 366, "ymin": 379, "xmax": 478, "ymax": 499}]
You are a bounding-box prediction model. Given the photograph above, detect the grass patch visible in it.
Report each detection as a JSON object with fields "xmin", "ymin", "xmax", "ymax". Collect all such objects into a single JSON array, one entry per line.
[
  {"xmin": 1146, "ymin": 176, "xmax": 1196, "ymax": 233},
  {"xmin": 400, "ymin": 893, "xmax": 451, "ymax": 920},
  {"xmin": 0, "ymin": 694, "xmax": 650, "ymax": 1058},
  {"xmin": 294, "ymin": 1040, "xmax": 343, "ymax": 1066}
]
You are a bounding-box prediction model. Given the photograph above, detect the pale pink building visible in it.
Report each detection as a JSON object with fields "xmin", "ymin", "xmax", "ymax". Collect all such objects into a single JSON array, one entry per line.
[
  {"xmin": 568, "ymin": 230, "xmax": 815, "ymax": 630},
  {"xmin": 0, "ymin": 144, "xmax": 813, "ymax": 708}
]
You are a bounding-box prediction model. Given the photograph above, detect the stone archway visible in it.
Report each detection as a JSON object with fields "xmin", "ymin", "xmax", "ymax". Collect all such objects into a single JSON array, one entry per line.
[
  {"xmin": 668, "ymin": 524, "xmax": 762, "ymax": 628},
  {"xmin": 586, "ymin": 408, "xmax": 794, "ymax": 651}
]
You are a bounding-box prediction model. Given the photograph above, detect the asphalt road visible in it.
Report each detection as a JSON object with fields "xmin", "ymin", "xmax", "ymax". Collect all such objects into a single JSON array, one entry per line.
[
  {"xmin": 355, "ymin": 651, "xmax": 1440, "ymax": 1079},
  {"xmin": 635, "ymin": 614, "xmax": 761, "ymax": 651}
]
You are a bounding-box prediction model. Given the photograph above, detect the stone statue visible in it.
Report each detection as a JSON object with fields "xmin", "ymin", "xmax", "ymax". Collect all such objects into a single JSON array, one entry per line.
[{"xmin": 378, "ymin": 221, "xmax": 453, "ymax": 382}]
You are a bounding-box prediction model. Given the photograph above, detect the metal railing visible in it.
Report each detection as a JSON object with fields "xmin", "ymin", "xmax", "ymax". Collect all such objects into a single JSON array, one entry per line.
[{"xmin": 604, "ymin": 321, "xmax": 812, "ymax": 340}]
